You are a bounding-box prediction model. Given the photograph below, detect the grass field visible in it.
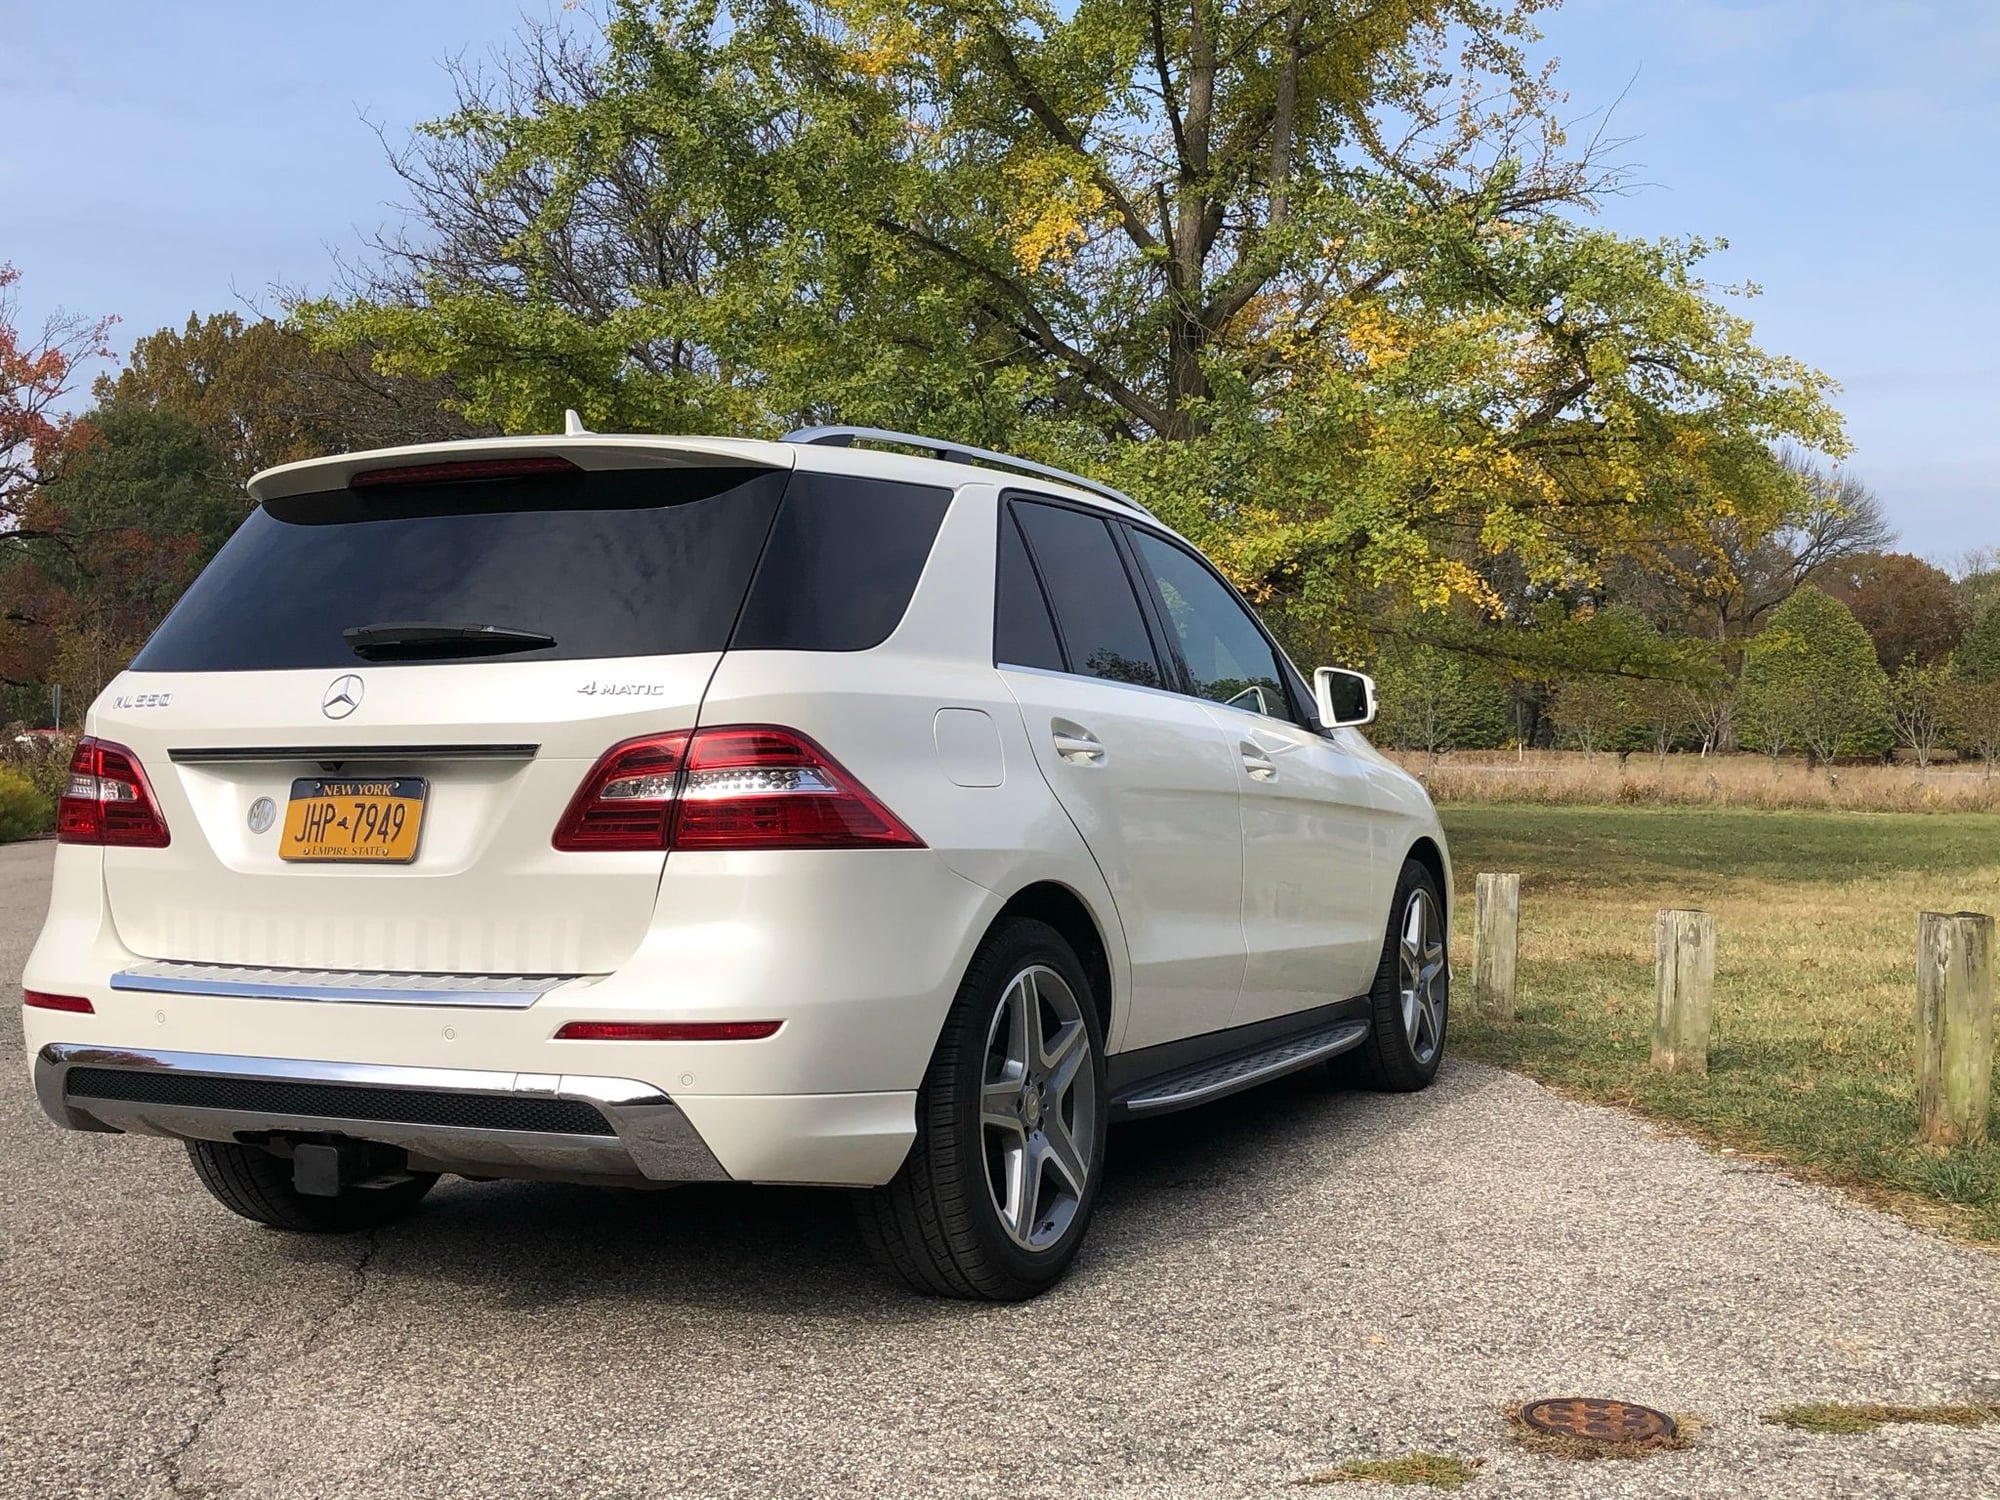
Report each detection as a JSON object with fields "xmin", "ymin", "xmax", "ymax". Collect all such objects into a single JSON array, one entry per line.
[{"xmin": 1441, "ymin": 805, "xmax": 2000, "ymax": 1243}]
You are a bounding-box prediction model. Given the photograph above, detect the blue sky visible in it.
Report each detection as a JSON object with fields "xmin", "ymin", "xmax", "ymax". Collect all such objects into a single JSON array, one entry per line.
[{"xmin": 4, "ymin": 0, "xmax": 1994, "ymax": 562}]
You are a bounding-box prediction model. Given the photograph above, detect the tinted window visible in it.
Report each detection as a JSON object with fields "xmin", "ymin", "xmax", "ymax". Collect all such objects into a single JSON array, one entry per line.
[
  {"xmin": 732, "ymin": 473, "xmax": 952, "ymax": 651},
  {"xmin": 1129, "ymin": 530, "xmax": 1294, "ymax": 722},
  {"xmin": 133, "ymin": 467, "xmax": 787, "ymax": 672},
  {"xmin": 1012, "ymin": 500, "xmax": 1161, "ymax": 688},
  {"xmin": 994, "ymin": 509, "xmax": 1064, "ymax": 671}
]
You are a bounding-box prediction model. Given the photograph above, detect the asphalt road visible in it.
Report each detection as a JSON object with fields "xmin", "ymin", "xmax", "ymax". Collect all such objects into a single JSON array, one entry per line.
[{"xmin": 4, "ymin": 840, "xmax": 2000, "ymax": 1499}]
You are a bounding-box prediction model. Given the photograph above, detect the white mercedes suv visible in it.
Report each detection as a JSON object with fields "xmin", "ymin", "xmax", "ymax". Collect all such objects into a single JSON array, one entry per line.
[{"xmin": 22, "ymin": 423, "xmax": 1450, "ymax": 1300}]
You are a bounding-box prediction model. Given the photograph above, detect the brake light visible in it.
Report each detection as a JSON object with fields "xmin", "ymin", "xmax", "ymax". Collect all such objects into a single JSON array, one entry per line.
[
  {"xmin": 23, "ymin": 991, "xmax": 93, "ymax": 1013},
  {"xmin": 553, "ymin": 1020, "xmax": 783, "ymax": 1041},
  {"xmin": 552, "ymin": 725, "xmax": 922, "ymax": 852},
  {"xmin": 348, "ymin": 456, "xmax": 580, "ymax": 488},
  {"xmin": 57, "ymin": 737, "xmax": 171, "ymax": 847}
]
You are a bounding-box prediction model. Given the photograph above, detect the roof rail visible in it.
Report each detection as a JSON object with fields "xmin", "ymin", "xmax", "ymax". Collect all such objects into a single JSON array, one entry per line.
[{"xmin": 783, "ymin": 425, "xmax": 1154, "ymax": 519}]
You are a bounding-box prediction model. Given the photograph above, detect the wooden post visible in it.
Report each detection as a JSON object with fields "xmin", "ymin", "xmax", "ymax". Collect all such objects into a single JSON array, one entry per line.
[
  {"xmin": 1917, "ymin": 912, "xmax": 1994, "ymax": 1147},
  {"xmin": 1651, "ymin": 910, "xmax": 1717, "ymax": 1075},
  {"xmin": 1472, "ymin": 873, "xmax": 1520, "ymax": 1019}
]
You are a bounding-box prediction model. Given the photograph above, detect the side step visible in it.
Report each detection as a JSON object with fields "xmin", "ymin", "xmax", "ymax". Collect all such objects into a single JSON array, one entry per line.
[{"xmin": 1114, "ymin": 1018, "xmax": 1371, "ymax": 1118}]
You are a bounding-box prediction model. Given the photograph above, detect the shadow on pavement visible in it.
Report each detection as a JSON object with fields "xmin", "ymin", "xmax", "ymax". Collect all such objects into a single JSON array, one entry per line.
[{"xmin": 238, "ymin": 1061, "xmax": 1480, "ymax": 1318}]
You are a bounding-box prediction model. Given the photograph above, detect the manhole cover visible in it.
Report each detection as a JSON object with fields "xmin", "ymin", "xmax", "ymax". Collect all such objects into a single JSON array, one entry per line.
[{"xmin": 1518, "ymin": 1397, "xmax": 1677, "ymax": 1444}]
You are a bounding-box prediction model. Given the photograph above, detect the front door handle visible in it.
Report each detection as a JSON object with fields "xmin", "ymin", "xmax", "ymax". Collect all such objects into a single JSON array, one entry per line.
[
  {"xmin": 1051, "ymin": 721, "xmax": 1105, "ymax": 766},
  {"xmin": 1240, "ymin": 742, "xmax": 1277, "ymax": 781}
]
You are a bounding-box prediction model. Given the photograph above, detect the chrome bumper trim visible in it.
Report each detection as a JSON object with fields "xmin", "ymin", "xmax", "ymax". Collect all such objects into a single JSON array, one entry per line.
[
  {"xmin": 110, "ymin": 962, "xmax": 584, "ymax": 1009},
  {"xmin": 34, "ymin": 1044, "xmax": 728, "ymax": 1184},
  {"xmin": 168, "ymin": 744, "xmax": 540, "ymax": 764}
]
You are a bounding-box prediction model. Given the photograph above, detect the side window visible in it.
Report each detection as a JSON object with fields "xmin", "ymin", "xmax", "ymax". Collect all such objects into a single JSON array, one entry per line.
[
  {"xmin": 1128, "ymin": 529, "xmax": 1296, "ymax": 723},
  {"xmin": 994, "ymin": 508, "xmax": 1065, "ymax": 671},
  {"xmin": 1011, "ymin": 500, "xmax": 1163, "ymax": 688},
  {"xmin": 731, "ymin": 473, "xmax": 952, "ymax": 651}
]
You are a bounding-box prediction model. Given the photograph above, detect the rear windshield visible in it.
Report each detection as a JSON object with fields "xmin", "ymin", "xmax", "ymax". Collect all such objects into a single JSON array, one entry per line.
[{"xmin": 130, "ymin": 464, "xmax": 947, "ymax": 672}]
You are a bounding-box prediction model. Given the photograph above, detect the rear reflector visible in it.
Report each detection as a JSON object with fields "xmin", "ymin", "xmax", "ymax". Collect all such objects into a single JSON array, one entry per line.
[
  {"xmin": 552, "ymin": 725, "xmax": 922, "ymax": 853},
  {"xmin": 348, "ymin": 456, "xmax": 581, "ymax": 488},
  {"xmin": 57, "ymin": 737, "xmax": 171, "ymax": 848},
  {"xmin": 553, "ymin": 1020, "xmax": 783, "ymax": 1041},
  {"xmin": 24, "ymin": 991, "xmax": 93, "ymax": 1014}
]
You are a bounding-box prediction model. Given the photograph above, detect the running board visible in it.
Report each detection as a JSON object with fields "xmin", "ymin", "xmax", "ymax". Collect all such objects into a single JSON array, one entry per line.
[{"xmin": 1113, "ymin": 1019, "xmax": 1371, "ymax": 1117}]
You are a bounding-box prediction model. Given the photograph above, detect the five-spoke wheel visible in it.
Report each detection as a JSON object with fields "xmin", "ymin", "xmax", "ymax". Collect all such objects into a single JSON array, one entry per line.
[
  {"xmin": 854, "ymin": 917, "xmax": 1107, "ymax": 1300},
  {"xmin": 1397, "ymin": 886, "xmax": 1447, "ymax": 1067},
  {"xmin": 979, "ymin": 964, "xmax": 1098, "ymax": 1251},
  {"xmin": 1342, "ymin": 857, "xmax": 1451, "ymax": 1092}
]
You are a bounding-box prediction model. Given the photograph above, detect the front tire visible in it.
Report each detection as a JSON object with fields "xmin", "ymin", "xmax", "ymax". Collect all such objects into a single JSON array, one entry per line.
[
  {"xmin": 854, "ymin": 917, "xmax": 1107, "ymax": 1300},
  {"xmin": 186, "ymin": 1140, "xmax": 437, "ymax": 1233},
  {"xmin": 1343, "ymin": 858, "xmax": 1449, "ymax": 1092}
]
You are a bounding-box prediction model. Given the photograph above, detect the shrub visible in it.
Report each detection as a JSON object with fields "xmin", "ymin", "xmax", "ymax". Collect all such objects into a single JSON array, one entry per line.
[{"xmin": 0, "ymin": 767, "xmax": 53, "ymax": 842}]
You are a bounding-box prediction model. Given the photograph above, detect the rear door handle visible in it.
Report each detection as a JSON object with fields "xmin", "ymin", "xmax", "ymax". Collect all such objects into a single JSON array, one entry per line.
[
  {"xmin": 1240, "ymin": 742, "xmax": 1277, "ymax": 781},
  {"xmin": 1051, "ymin": 721, "xmax": 1105, "ymax": 766}
]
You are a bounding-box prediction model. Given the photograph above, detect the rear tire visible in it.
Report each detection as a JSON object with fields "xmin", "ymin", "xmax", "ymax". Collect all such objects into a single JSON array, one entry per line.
[
  {"xmin": 854, "ymin": 917, "xmax": 1107, "ymax": 1300},
  {"xmin": 186, "ymin": 1140, "xmax": 437, "ymax": 1233},
  {"xmin": 1341, "ymin": 858, "xmax": 1449, "ymax": 1092}
]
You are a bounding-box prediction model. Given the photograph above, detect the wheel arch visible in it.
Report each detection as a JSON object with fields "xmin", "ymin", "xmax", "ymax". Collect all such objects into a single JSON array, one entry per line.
[
  {"xmin": 983, "ymin": 881, "xmax": 1114, "ymax": 1043},
  {"xmin": 1402, "ymin": 835, "xmax": 1450, "ymax": 925}
]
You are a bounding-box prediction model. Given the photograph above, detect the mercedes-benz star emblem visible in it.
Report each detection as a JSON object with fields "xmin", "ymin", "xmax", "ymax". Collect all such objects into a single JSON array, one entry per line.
[{"xmin": 322, "ymin": 674, "xmax": 365, "ymax": 719}]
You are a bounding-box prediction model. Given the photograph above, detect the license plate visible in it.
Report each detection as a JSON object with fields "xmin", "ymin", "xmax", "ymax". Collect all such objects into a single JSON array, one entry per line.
[{"xmin": 281, "ymin": 778, "xmax": 427, "ymax": 863}]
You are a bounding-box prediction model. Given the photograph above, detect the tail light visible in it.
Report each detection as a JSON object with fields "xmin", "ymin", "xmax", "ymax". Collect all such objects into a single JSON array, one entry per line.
[
  {"xmin": 57, "ymin": 737, "xmax": 171, "ymax": 848},
  {"xmin": 23, "ymin": 990, "xmax": 93, "ymax": 1013},
  {"xmin": 553, "ymin": 725, "xmax": 922, "ymax": 852},
  {"xmin": 551, "ymin": 731, "xmax": 691, "ymax": 851}
]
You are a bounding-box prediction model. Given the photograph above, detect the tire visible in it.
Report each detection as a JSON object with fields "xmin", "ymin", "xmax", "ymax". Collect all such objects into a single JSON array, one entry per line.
[
  {"xmin": 1341, "ymin": 857, "xmax": 1450, "ymax": 1092},
  {"xmin": 186, "ymin": 1140, "xmax": 438, "ymax": 1233},
  {"xmin": 854, "ymin": 917, "xmax": 1108, "ymax": 1301}
]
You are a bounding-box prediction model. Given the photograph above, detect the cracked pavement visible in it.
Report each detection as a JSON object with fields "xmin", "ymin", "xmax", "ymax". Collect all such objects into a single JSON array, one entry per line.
[{"xmin": 5, "ymin": 839, "xmax": 2000, "ymax": 1498}]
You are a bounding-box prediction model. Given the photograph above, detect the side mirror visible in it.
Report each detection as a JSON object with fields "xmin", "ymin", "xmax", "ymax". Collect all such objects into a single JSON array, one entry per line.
[{"xmin": 1314, "ymin": 667, "xmax": 1377, "ymax": 729}]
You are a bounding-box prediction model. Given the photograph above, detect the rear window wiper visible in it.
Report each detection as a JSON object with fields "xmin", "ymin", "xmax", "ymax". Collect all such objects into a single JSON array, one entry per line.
[{"xmin": 343, "ymin": 621, "xmax": 558, "ymax": 662}]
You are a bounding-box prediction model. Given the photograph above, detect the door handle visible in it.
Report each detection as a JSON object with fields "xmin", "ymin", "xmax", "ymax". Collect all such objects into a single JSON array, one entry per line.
[
  {"xmin": 1240, "ymin": 742, "xmax": 1277, "ymax": 781},
  {"xmin": 1051, "ymin": 721, "xmax": 1105, "ymax": 766}
]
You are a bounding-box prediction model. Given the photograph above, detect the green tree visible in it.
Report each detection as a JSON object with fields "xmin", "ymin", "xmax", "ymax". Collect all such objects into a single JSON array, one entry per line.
[
  {"xmin": 1547, "ymin": 674, "xmax": 1636, "ymax": 759},
  {"xmin": 1739, "ymin": 587, "xmax": 1892, "ymax": 768},
  {"xmin": 1371, "ymin": 643, "xmax": 1511, "ymax": 767},
  {"xmin": 1954, "ymin": 604, "xmax": 2000, "ymax": 684},
  {"xmin": 1888, "ymin": 659, "xmax": 1952, "ymax": 773},
  {"xmin": 301, "ymin": 0, "xmax": 1845, "ymax": 647},
  {"xmin": 1948, "ymin": 678, "xmax": 2000, "ymax": 779}
]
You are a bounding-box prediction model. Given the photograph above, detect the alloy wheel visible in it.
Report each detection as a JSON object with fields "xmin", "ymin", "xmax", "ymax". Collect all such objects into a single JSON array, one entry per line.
[
  {"xmin": 1399, "ymin": 887, "xmax": 1447, "ymax": 1066},
  {"xmin": 980, "ymin": 964, "xmax": 1097, "ymax": 1251}
]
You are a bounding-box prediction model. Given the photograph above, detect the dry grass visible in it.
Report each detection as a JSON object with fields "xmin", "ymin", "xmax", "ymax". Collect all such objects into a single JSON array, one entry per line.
[
  {"xmin": 1763, "ymin": 1402, "xmax": 2000, "ymax": 1435},
  {"xmin": 1443, "ymin": 806, "xmax": 2000, "ymax": 1244},
  {"xmin": 1294, "ymin": 1454, "xmax": 1481, "ymax": 1489},
  {"xmin": 1391, "ymin": 748, "xmax": 2000, "ymax": 814}
]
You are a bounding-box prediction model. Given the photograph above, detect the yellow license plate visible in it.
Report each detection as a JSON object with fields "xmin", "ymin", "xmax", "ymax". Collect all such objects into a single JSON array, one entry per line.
[{"xmin": 280, "ymin": 777, "xmax": 427, "ymax": 863}]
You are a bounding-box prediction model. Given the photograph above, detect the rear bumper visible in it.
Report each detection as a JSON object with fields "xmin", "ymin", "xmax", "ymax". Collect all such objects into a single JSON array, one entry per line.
[
  {"xmin": 32, "ymin": 1042, "xmax": 915, "ymax": 1187},
  {"xmin": 21, "ymin": 843, "xmax": 993, "ymax": 1186}
]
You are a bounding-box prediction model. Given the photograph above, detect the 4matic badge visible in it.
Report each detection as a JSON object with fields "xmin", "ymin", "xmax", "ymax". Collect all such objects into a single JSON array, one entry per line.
[{"xmin": 578, "ymin": 682, "xmax": 664, "ymax": 697}]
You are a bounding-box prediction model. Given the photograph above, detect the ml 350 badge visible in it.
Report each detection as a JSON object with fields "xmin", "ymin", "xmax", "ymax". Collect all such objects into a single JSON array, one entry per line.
[{"xmin": 280, "ymin": 778, "xmax": 427, "ymax": 863}]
